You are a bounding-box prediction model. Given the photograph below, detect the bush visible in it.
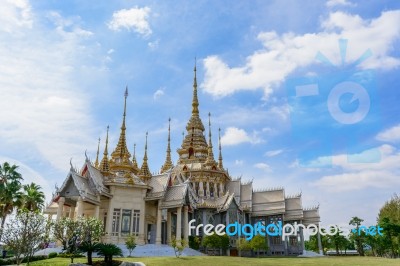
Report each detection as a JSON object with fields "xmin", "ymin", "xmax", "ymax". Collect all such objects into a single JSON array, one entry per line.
[
  {"xmin": 57, "ymin": 253, "xmax": 85, "ymax": 258},
  {"xmin": 0, "ymin": 255, "xmax": 48, "ymax": 265},
  {"xmin": 48, "ymin": 252, "xmax": 58, "ymax": 258},
  {"xmin": 189, "ymin": 236, "xmax": 201, "ymax": 250}
]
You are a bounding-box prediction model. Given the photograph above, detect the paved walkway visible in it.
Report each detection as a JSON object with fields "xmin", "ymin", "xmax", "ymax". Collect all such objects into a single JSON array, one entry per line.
[{"xmin": 34, "ymin": 244, "xmax": 204, "ymax": 257}]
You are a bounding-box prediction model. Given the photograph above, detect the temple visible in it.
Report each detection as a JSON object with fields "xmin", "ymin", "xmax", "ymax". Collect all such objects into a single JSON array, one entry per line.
[{"xmin": 45, "ymin": 64, "xmax": 320, "ymax": 256}]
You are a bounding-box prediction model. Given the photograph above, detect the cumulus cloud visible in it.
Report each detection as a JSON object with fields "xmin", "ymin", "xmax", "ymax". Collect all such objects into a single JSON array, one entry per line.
[
  {"xmin": 220, "ymin": 127, "xmax": 262, "ymax": 146},
  {"xmin": 312, "ymin": 145, "xmax": 400, "ymax": 191},
  {"xmin": 376, "ymin": 124, "xmax": 400, "ymax": 143},
  {"xmin": 202, "ymin": 10, "xmax": 400, "ymax": 98},
  {"xmin": 108, "ymin": 6, "xmax": 152, "ymax": 36}
]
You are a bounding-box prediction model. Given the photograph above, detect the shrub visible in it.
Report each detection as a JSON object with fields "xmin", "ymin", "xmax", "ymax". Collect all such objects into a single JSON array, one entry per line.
[
  {"xmin": 189, "ymin": 236, "xmax": 201, "ymax": 250},
  {"xmin": 96, "ymin": 243, "xmax": 123, "ymax": 266},
  {"xmin": 48, "ymin": 252, "xmax": 58, "ymax": 258}
]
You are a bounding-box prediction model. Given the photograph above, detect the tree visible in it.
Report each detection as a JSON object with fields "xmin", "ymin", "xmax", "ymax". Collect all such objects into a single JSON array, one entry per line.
[
  {"xmin": 0, "ymin": 162, "xmax": 23, "ymax": 241},
  {"xmin": 236, "ymin": 237, "xmax": 250, "ymax": 257},
  {"xmin": 125, "ymin": 234, "xmax": 137, "ymax": 257},
  {"xmin": 250, "ymin": 235, "xmax": 268, "ymax": 257},
  {"xmin": 327, "ymin": 227, "xmax": 348, "ymax": 255},
  {"xmin": 79, "ymin": 217, "xmax": 104, "ymax": 265},
  {"xmin": 202, "ymin": 233, "xmax": 229, "ymax": 255},
  {"xmin": 52, "ymin": 217, "xmax": 81, "ymax": 250},
  {"xmin": 171, "ymin": 236, "xmax": 186, "ymax": 258},
  {"xmin": 349, "ymin": 216, "xmax": 365, "ymax": 256},
  {"xmin": 96, "ymin": 243, "xmax": 123, "ymax": 266},
  {"xmin": 21, "ymin": 182, "xmax": 45, "ymax": 212},
  {"xmin": 2, "ymin": 210, "xmax": 46, "ymax": 265},
  {"xmin": 378, "ymin": 194, "xmax": 400, "ymax": 258}
]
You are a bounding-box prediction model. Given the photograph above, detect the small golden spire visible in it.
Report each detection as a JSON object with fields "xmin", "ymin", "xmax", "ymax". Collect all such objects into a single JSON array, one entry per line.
[
  {"xmin": 95, "ymin": 137, "xmax": 100, "ymax": 168},
  {"xmin": 100, "ymin": 126, "xmax": 110, "ymax": 174},
  {"xmin": 218, "ymin": 128, "xmax": 223, "ymax": 169},
  {"xmin": 192, "ymin": 58, "xmax": 199, "ymax": 116},
  {"xmin": 139, "ymin": 132, "xmax": 151, "ymax": 180},
  {"xmin": 161, "ymin": 118, "xmax": 173, "ymax": 173},
  {"xmin": 206, "ymin": 112, "xmax": 215, "ymax": 164},
  {"xmin": 132, "ymin": 143, "xmax": 138, "ymax": 170}
]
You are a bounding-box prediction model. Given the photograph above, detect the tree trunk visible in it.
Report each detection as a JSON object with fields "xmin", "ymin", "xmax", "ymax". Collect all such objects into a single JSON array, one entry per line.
[
  {"xmin": 0, "ymin": 214, "xmax": 7, "ymax": 241},
  {"xmin": 87, "ymin": 251, "xmax": 93, "ymax": 265}
]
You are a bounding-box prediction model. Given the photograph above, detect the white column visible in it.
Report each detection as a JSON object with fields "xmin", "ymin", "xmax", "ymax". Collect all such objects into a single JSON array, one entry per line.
[
  {"xmin": 94, "ymin": 205, "xmax": 100, "ymax": 219},
  {"xmin": 56, "ymin": 197, "xmax": 65, "ymax": 221},
  {"xmin": 167, "ymin": 211, "xmax": 172, "ymax": 244},
  {"xmin": 156, "ymin": 200, "xmax": 162, "ymax": 244},
  {"xmin": 176, "ymin": 206, "xmax": 182, "ymax": 241},
  {"xmin": 183, "ymin": 206, "xmax": 189, "ymax": 246},
  {"xmin": 76, "ymin": 197, "xmax": 83, "ymax": 217},
  {"xmin": 213, "ymin": 183, "xmax": 218, "ymax": 198},
  {"xmin": 139, "ymin": 191, "xmax": 146, "ymax": 244},
  {"xmin": 69, "ymin": 206, "xmax": 75, "ymax": 219},
  {"xmin": 219, "ymin": 183, "xmax": 224, "ymax": 196},
  {"xmin": 206, "ymin": 182, "xmax": 210, "ymax": 198}
]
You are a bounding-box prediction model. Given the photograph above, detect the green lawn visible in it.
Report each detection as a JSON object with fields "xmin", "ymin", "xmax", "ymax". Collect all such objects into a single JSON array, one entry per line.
[{"xmin": 27, "ymin": 256, "xmax": 400, "ymax": 266}]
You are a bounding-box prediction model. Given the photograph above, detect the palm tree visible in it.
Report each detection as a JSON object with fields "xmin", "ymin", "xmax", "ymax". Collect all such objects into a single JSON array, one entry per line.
[
  {"xmin": 21, "ymin": 182, "xmax": 46, "ymax": 212},
  {"xmin": 0, "ymin": 162, "xmax": 23, "ymax": 241},
  {"xmin": 96, "ymin": 243, "xmax": 123, "ymax": 266}
]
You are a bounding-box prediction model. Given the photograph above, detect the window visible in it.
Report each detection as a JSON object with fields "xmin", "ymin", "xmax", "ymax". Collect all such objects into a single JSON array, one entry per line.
[
  {"xmin": 210, "ymin": 183, "xmax": 214, "ymax": 197},
  {"xmin": 112, "ymin": 209, "xmax": 121, "ymax": 236},
  {"xmin": 272, "ymin": 236, "xmax": 282, "ymax": 245},
  {"xmin": 132, "ymin": 210, "xmax": 140, "ymax": 236},
  {"xmin": 121, "ymin": 209, "xmax": 132, "ymax": 236},
  {"xmin": 103, "ymin": 212, "xmax": 107, "ymax": 232}
]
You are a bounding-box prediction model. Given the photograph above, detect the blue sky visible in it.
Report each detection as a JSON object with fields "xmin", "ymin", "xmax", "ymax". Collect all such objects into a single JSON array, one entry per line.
[{"xmin": 1, "ymin": 0, "xmax": 400, "ymax": 228}]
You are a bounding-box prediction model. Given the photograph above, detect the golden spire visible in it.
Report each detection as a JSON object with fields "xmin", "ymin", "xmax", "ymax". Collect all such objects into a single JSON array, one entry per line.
[
  {"xmin": 100, "ymin": 126, "xmax": 110, "ymax": 174},
  {"xmin": 218, "ymin": 128, "xmax": 223, "ymax": 169},
  {"xmin": 132, "ymin": 143, "xmax": 139, "ymax": 171},
  {"xmin": 111, "ymin": 87, "xmax": 132, "ymax": 167},
  {"xmin": 192, "ymin": 58, "xmax": 199, "ymax": 116},
  {"xmin": 95, "ymin": 137, "xmax": 100, "ymax": 168},
  {"xmin": 161, "ymin": 118, "xmax": 173, "ymax": 173},
  {"xmin": 206, "ymin": 112, "xmax": 215, "ymax": 164},
  {"xmin": 139, "ymin": 132, "xmax": 151, "ymax": 180}
]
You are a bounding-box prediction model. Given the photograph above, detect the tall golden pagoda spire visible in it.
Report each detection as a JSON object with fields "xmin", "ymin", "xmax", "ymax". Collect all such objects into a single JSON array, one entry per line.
[
  {"xmin": 206, "ymin": 112, "xmax": 216, "ymax": 165},
  {"xmin": 161, "ymin": 118, "xmax": 173, "ymax": 173},
  {"xmin": 177, "ymin": 59, "xmax": 208, "ymax": 163},
  {"xmin": 100, "ymin": 126, "xmax": 110, "ymax": 174},
  {"xmin": 132, "ymin": 143, "xmax": 139, "ymax": 171},
  {"xmin": 192, "ymin": 58, "xmax": 199, "ymax": 116},
  {"xmin": 110, "ymin": 87, "xmax": 132, "ymax": 170},
  {"xmin": 218, "ymin": 128, "xmax": 224, "ymax": 169},
  {"xmin": 94, "ymin": 137, "xmax": 100, "ymax": 168},
  {"xmin": 139, "ymin": 132, "xmax": 151, "ymax": 180}
]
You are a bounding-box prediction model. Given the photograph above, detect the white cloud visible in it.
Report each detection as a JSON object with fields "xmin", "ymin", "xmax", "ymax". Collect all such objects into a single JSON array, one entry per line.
[
  {"xmin": 202, "ymin": 10, "xmax": 400, "ymax": 98},
  {"xmin": 312, "ymin": 145, "xmax": 400, "ymax": 191},
  {"xmin": 265, "ymin": 149, "xmax": 283, "ymax": 157},
  {"xmin": 235, "ymin": 160, "xmax": 244, "ymax": 166},
  {"xmin": 0, "ymin": 0, "xmax": 32, "ymax": 33},
  {"xmin": 0, "ymin": 9, "xmax": 100, "ymax": 172},
  {"xmin": 108, "ymin": 6, "xmax": 152, "ymax": 36},
  {"xmin": 326, "ymin": 0, "xmax": 356, "ymax": 8},
  {"xmin": 148, "ymin": 39, "xmax": 159, "ymax": 50},
  {"xmin": 220, "ymin": 127, "xmax": 262, "ymax": 146},
  {"xmin": 376, "ymin": 124, "xmax": 400, "ymax": 143},
  {"xmin": 254, "ymin": 162, "xmax": 272, "ymax": 171},
  {"xmin": 153, "ymin": 88, "xmax": 165, "ymax": 100}
]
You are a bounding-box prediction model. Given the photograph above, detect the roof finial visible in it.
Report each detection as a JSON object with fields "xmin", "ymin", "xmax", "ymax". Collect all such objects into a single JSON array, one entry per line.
[
  {"xmin": 206, "ymin": 112, "xmax": 215, "ymax": 164},
  {"xmin": 100, "ymin": 126, "xmax": 110, "ymax": 174},
  {"xmin": 95, "ymin": 137, "xmax": 101, "ymax": 168},
  {"xmin": 139, "ymin": 132, "xmax": 151, "ymax": 180},
  {"xmin": 132, "ymin": 143, "xmax": 138, "ymax": 171},
  {"xmin": 161, "ymin": 118, "xmax": 173, "ymax": 173},
  {"xmin": 192, "ymin": 58, "xmax": 199, "ymax": 116},
  {"xmin": 218, "ymin": 127, "xmax": 223, "ymax": 169}
]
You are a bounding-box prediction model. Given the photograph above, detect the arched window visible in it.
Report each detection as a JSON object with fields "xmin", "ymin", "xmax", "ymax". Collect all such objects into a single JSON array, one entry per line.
[{"xmin": 188, "ymin": 147, "xmax": 194, "ymax": 158}]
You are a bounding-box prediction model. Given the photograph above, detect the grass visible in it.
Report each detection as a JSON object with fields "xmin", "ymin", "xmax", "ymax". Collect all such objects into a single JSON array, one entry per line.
[{"xmin": 25, "ymin": 256, "xmax": 400, "ymax": 266}]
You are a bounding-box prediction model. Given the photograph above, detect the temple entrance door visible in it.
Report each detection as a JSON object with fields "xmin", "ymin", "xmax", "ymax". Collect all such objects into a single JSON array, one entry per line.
[
  {"xmin": 161, "ymin": 221, "xmax": 167, "ymax": 244},
  {"xmin": 147, "ymin": 224, "xmax": 156, "ymax": 244}
]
